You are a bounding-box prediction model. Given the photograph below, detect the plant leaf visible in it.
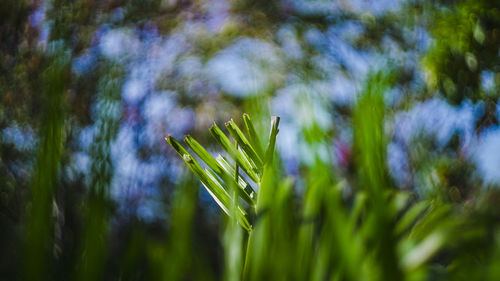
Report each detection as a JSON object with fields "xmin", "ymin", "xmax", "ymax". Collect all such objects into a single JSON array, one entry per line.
[
  {"xmin": 209, "ymin": 123, "xmax": 260, "ymax": 183},
  {"xmin": 184, "ymin": 135, "xmax": 255, "ymax": 206},
  {"xmin": 243, "ymin": 113, "xmax": 265, "ymax": 158},
  {"xmin": 205, "ymin": 168, "xmax": 252, "ymax": 231},
  {"xmin": 265, "ymin": 116, "xmax": 280, "ymax": 165},
  {"xmin": 166, "ymin": 136, "xmax": 233, "ymax": 216},
  {"xmin": 216, "ymin": 155, "xmax": 256, "ymax": 201},
  {"xmin": 225, "ymin": 120, "xmax": 263, "ymax": 169}
]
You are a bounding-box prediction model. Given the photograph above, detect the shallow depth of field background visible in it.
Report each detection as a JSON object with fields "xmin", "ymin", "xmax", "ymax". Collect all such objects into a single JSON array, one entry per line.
[{"xmin": 2, "ymin": 0, "xmax": 500, "ymax": 280}]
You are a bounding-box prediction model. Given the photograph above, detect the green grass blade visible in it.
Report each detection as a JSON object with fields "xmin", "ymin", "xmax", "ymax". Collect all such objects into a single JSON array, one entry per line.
[
  {"xmin": 225, "ymin": 120, "xmax": 263, "ymax": 169},
  {"xmin": 243, "ymin": 113, "xmax": 265, "ymax": 158},
  {"xmin": 206, "ymin": 170, "xmax": 252, "ymax": 231},
  {"xmin": 353, "ymin": 72, "xmax": 404, "ymax": 280},
  {"xmin": 238, "ymin": 147, "xmax": 260, "ymax": 173},
  {"xmin": 166, "ymin": 136, "xmax": 251, "ymax": 231},
  {"xmin": 184, "ymin": 135, "xmax": 224, "ymax": 175},
  {"xmin": 157, "ymin": 174, "xmax": 199, "ymax": 281},
  {"xmin": 223, "ymin": 192, "xmax": 246, "ymax": 281},
  {"xmin": 184, "ymin": 135, "xmax": 255, "ymax": 206},
  {"xmin": 395, "ymin": 201, "xmax": 430, "ymax": 235},
  {"xmin": 216, "ymin": 155, "xmax": 256, "ymax": 201},
  {"xmin": 166, "ymin": 136, "xmax": 190, "ymax": 157},
  {"xmin": 347, "ymin": 191, "xmax": 367, "ymax": 232},
  {"xmin": 205, "ymin": 169, "xmax": 251, "ymax": 231},
  {"xmin": 24, "ymin": 45, "xmax": 68, "ymax": 281},
  {"xmin": 166, "ymin": 136, "xmax": 233, "ymax": 215},
  {"xmin": 204, "ymin": 169, "xmax": 241, "ymax": 214},
  {"xmin": 401, "ymin": 231, "xmax": 446, "ymax": 271},
  {"xmin": 184, "ymin": 154, "xmax": 233, "ymax": 214},
  {"xmin": 265, "ymin": 116, "xmax": 280, "ymax": 165},
  {"xmin": 209, "ymin": 123, "xmax": 260, "ymax": 183}
]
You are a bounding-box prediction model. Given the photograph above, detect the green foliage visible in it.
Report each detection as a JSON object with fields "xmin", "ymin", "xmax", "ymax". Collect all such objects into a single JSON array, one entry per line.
[
  {"xmin": 164, "ymin": 88, "xmax": 490, "ymax": 281},
  {"xmin": 148, "ymin": 174, "xmax": 202, "ymax": 281},
  {"xmin": 24, "ymin": 43, "xmax": 70, "ymax": 281},
  {"xmin": 166, "ymin": 114, "xmax": 279, "ymax": 231}
]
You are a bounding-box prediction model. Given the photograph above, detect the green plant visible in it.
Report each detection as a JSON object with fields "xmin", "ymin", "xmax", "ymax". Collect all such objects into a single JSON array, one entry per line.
[
  {"xmin": 166, "ymin": 114, "xmax": 280, "ymax": 232},
  {"xmin": 165, "ymin": 74, "xmax": 498, "ymax": 281}
]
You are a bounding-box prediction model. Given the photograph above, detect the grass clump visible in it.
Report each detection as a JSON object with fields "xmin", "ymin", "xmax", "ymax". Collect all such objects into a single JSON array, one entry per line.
[{"xmin": 165, "ymin": 74, "xmax": 493, "ymax": 281}]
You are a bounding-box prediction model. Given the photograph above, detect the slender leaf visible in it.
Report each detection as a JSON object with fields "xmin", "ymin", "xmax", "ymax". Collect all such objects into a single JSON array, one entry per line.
[
  {"xmin": 216, "ymin": 155, "xmax": 256, "ymax": 201},
  {"xmin": 166, "ymin": 137, "xmax": 232, "ymax": 214},
  {"xmin": 265, "ymin": 116, "xmax": 280, "ymax": 165},
  {"xmin": 209, "ymin": 123, "xmax": 260, "ymax": 183},
  {"xmin": 166, "ymin": 136, "xmax": 251, "ymax": 230},
  {"xmin": 225, "ymin": 120, "xmax": 263, "ymax": 169},
  {"xmin": 243, "ymin": 113, "xmax": 265, "ymax": 158},
  {"xmin": 184, "ymin": 135, "xmax": 255, "ymax": 205}
]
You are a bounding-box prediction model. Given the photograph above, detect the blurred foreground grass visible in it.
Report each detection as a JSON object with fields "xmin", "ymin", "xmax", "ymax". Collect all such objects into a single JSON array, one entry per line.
[
  {"xmin": 16, "ymin": 64, "xmax": 500, "ymax": 281},
  {"xmin": 17, "ymin": 69, "xmax": 500, "ymax": 281},
  {"xmin": 159, "ymin": 73, "xmax": 500, "ymax": 281}
]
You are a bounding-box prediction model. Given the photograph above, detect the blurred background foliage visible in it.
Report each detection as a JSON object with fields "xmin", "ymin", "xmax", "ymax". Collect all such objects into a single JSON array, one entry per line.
[{"xmin": 2, "ymin": 0, "xmax": 500, "ymax": 280}]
